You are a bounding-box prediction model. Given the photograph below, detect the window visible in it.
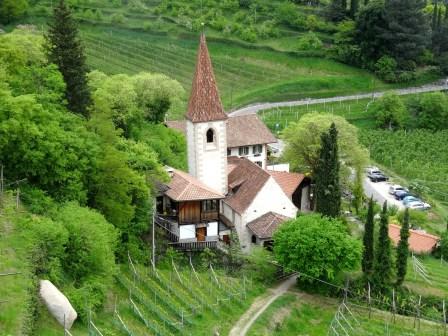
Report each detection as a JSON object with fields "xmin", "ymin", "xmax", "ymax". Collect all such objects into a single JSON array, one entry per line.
[
  {"xmin": 253, "ymin": 144, "xmax": 262, "ymax": 155},
  {"xmin": 251, "ymin": 235, "xmax": 257, "ymax": 244},
  {"xmin": 238, "ymin": 146, "xmax": 249, "ymax": 156},
  {"xmin": 202, "ymin": 199, "xmax": 218, "ymax": 212},
  {"xmin": 227, "ymin": 148, "xmax": 231, "ymax": 156},
  {"xmin": 255, "ymin": 161, "xmax": 262, "ymax": 167},
  {"xmin": 206, "ymin": 129, "xmax": 215, "ymax": 143}
]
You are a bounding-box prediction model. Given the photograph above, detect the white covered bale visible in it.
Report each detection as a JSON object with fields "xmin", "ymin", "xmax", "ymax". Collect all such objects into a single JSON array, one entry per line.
[{"xmin": 39, "ymin": 280, "xmax": 77, "ymax": 329}]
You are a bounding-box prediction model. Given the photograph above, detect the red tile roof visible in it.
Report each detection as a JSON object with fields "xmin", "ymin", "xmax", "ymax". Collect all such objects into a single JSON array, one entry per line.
[
  {"xmin": 225, "ymin": 157, "xmax": 270, "ymax": 214},
  {"xmin": 186, "ymin": 34, "xmax": 228, "ymax": 123},
  {"xmin": 227, "ymin": 115, "xmax": 277, "ymax": 147},
  {"xmin": 389, "ymin": 224, "xmax": 440, "ymax": 254},
  {"xmin": 268, "ymin": 170, "xmax": 306, "ymax": 198},
  {"xmin": 247, "ymin": 212, "xmax": 290, "ymax": 239},
  {"xmin": 165, "ymin": 169, "xmax": 224, "ymax": 201}
]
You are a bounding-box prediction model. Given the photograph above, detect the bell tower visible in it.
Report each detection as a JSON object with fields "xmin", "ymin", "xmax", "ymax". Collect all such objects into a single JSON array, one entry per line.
[{"xmin": 186, "ymin": 34, "xmax": 228, "ymax": 195}]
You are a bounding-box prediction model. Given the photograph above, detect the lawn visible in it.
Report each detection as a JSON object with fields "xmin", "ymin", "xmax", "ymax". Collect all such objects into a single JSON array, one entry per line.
[
  {"xmin": 404, "ymin": 255, "xmax": 448, "ymax": 299},
  {"xmin": 0, "ymin": 195, "xmax": 36, "ymax": 336},
  {"xmin": 247, "ymin": 291, "xmax": 443, "ymax": 336}
]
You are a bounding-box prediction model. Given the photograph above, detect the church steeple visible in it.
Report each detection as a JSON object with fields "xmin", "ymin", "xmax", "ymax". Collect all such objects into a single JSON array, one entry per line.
[
  {"xmin": 185, "ymin": 34, "xmax": 228, "ymax": 195},
  {"xmin": 186, "ymin": 34, "xmax": 228, "ymax": 123}
]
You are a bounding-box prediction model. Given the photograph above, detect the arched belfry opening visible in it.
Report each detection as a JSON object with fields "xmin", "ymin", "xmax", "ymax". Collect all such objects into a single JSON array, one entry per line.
[{"xmin": 206, "ymin": 128, "xmax": 215, "ymax": 143}]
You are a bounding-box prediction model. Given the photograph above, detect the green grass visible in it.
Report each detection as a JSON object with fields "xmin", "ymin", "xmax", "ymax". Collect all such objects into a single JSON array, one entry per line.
[
  {"xmin": 0, "ymin": 195, "xmax": 36, "ymax": 336},
  {"xmin": 404, "ymin": 256, "xmax": 448, "ymax": 299},
  {"xmin": 247, "ymin": 291, "xmax": 443, "ymax": 336},
  {"xmin": 260, "ymin": 97, "xmax": 375, "ymax": 135}
]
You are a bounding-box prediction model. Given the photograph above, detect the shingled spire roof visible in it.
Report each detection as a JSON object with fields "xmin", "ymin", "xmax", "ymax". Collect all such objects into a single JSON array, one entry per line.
[{"xmin": 186, "ymin": 34, "xmax": 228, "ymax": 123}]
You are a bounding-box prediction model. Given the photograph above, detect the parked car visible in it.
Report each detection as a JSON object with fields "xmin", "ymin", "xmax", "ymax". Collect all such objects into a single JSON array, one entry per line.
[
  {"xmin": 406, "ymin": 201, "xmax": 431, "ymax": 211},
  {"xmin": 403, "ymin": 196, "xmax": 421, "ymax": 206},
  {"xmin": 367, "ymin": 169, "xmax": 389, "ymax": 182},
  {"xmin": 388, "ymin": 185, "xmax": 408, "ymax": 195},
  {"xmin": 394, "ymin": 190, "xmax": 410, "ymax": 200}
]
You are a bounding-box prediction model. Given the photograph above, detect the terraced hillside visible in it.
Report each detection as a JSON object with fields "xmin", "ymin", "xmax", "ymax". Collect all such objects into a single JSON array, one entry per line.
[{"xmin": 33, "ymin": 261, "xmax": 262, "ymax": 335}]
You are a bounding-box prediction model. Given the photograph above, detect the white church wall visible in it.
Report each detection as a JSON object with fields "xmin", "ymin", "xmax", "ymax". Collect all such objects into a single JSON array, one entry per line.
[{"xmin": 187, "ymin": 120, "xmax": 228, "ymax": 195}]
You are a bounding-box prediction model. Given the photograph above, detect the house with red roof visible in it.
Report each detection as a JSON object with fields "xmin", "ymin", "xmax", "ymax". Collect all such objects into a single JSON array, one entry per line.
[{"xmin": 389, "ymin": 224, "xmax": 440, "ymax": 254}]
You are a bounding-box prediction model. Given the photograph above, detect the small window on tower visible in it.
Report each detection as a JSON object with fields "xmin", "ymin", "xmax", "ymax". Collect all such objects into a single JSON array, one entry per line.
[{"xmin": 206, "ymin": 129, "xmax": 215, "ymax": 143}]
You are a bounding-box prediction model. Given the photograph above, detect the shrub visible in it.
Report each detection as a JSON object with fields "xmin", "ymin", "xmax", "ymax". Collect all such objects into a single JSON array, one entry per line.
[
  {"xmin": 375, "ymin": 56, "xmax": 398, "ymax": 83},
  {"xmin": 297, "ymin": 31, "xmax": 323, "ymax": 51},
  {"xmin": 110, "ymin": 13, "xmax": 125, "ymax": 24},
  {"xmin": 240, "ymin": 27, "xmax": 257, "ymax": 42},
  {"xmin": 55, "ymin": 202, "xmax": 118, "ymax": 285},
  {"xmin": 244, "ymin": 246, "xmax": 277, "ymax": 284}
]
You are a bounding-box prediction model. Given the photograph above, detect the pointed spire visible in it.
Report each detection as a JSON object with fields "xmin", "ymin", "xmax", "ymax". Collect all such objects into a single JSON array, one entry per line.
[{"xmin": 186, "ymin": 34, "xmax": 227, "ymax": 123}]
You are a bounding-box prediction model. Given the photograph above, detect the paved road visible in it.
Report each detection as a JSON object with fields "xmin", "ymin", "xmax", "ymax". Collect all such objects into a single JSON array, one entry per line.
[
  {"xmin": 229, "ymin": 82, "xmax": 448, "ymax": 117},
  {"xmin": 363, "ymin": 178, "xmax": 404, "ymax": 210},
  {"xmin": 229, "ymin": 274, "xmax": 298, "ymax": 336}
]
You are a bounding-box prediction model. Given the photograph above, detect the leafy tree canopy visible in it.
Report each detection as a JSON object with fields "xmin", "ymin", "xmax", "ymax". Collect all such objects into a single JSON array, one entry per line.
[
  {"xmin": 282, "ymin": 112, "xmax": 368, "ymax": 176},
  {"xmin": 0, "ymin": 0, "xmax": 28, "ymax": 24},
  {"xmin": 273, "ymin": 214, "xmax": 362, "ymax": 282},
  {"xmin": 369, "ymin": 92, "xmax": 408, "ymax": 130}
]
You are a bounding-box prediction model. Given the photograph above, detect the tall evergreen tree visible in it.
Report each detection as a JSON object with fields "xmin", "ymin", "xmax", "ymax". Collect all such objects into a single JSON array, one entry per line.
[
  {"xmin": 396, "ymin": 208, "xmax": 410, "ymax": 286},
  {"xmin": 432, "ymin": 0, "xmax": 439, "ymax": 31},
  {"xmin": 46, "ymin": 0, "xmax": 91, "ymax": 116},
  {"xmin": 315, "ymin": 123, "xmax": 341, "ymax": 218},
  {"xmin": 327, "ymin": 0, "xmax": 348, "ymax": 21},
  {"xmin": 373, "ymin": 201, "xmax": 393, "ymax": 291},
  {"xmin": 383, "ymin": 0, "xmax": 430, "ymax": 68},
  {"xmin": 362, "ymin": 197, "xmax": 375, "ymax": 278},
  {"xmin": 350, "ymin": 0, "xmax": 359, "ymax": 18}
]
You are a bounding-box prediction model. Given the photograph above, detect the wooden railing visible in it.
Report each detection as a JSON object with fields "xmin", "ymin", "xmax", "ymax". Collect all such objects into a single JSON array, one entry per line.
[
  {"xmin": 168, "ymin": 240, "xmax": 218, "ymax": 251},
  {"xmin": 154, "ymin": 216, "xmax": 179, "ymax": 242}
]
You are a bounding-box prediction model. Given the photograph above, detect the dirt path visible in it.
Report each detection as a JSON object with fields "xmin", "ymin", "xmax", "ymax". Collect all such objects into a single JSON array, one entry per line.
[{"xmin": 228, "ymin": 275, "xmax": 298, "ymax": 336}]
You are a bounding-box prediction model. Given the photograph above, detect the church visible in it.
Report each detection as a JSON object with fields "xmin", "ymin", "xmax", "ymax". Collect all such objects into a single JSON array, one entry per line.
[{"xmin": 156, "ymin": 34, "xmax": 311, "ymax": 252}]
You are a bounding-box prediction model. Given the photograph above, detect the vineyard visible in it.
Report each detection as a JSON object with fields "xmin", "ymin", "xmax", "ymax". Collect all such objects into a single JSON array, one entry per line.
[
  {"xmin": 33, "ymin": 257, "xmax": 262, "ymax": 336},
  {"xmin": 359, "ymin": 129, "xmax": 448, "ymax": 226},
  {"xmin": 260, "ymin": 97, "xmax": 376, "ymax": 134},
  {"xmin": 246, "ymin": 292, "xmax": 444, "ymax": 336}
]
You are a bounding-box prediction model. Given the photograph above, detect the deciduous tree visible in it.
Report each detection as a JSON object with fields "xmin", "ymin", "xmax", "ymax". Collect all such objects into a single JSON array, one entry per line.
[{"xmin": 273, "ymin": 214, "xmax": 362, "ymax": 283}]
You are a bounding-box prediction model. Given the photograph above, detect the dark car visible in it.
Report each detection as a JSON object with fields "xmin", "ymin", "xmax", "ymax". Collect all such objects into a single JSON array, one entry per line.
[
  {"xmin": 367, "ymin": 170, "xmax": 389, "ymax": 182},
  {"xmin": 394, "ymin": 190, "xmax": 410, "ymax": 200}
]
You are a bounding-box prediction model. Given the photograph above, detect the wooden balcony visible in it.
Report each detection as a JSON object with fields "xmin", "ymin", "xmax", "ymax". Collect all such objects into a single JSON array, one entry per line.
[
  {"xmin": 168, "ymin": 239, "xmax": 228, "ymax": 252},
  {"xmin": 201, "ymin": 211, "xmax": 219, "ymax": 221}
]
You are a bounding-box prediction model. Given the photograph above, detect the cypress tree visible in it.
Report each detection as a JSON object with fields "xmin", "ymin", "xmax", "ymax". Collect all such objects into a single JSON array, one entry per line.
[
  {"xmin": 46, "ymin": 0, "xmax": 91, "ymax": 116},
  {"xmin": 315, "ymin": 123, "xmax": 341, "ymax": 218},
  {"xmin": 362, "ymin": 197, "xmax": 375, "ymax": 278},
  {"xmin": 396, "ymin": 208, "xmax": 410, "ymax": 286},
  {"xmin": 373, "ymin": 201, "xmax": 393, "ymax": 291},
  {"xmin": 328, "ymin": 0, "xmax": 348, "ymax": 22}
]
